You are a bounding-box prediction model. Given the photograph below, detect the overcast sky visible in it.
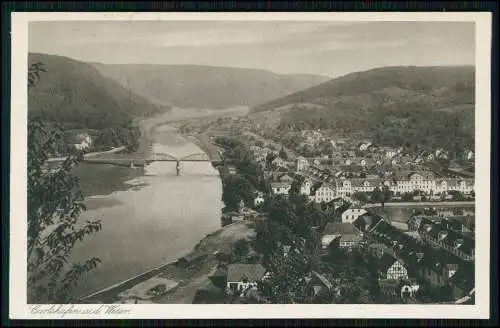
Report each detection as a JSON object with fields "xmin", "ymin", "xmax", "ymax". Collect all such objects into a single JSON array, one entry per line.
[{"xmin": 29, "ymin": 21, "xmax": 475, "ymax": 78}]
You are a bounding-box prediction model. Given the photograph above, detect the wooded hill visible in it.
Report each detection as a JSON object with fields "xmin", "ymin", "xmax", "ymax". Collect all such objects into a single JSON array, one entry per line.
[
  {"xmin": 92, "ymin": 63, "xmax": 330, "ymax": 109},
  {"xmin": 250, "ymin": 66, "xmax": 475, "ymax": 153},
  {"xmin": 28, "ymin": 53, "xmax": 170, "ymax": 152},
  {"xmin": 28, "ymin": 53, "xmax": 168, "ymax": 130}
]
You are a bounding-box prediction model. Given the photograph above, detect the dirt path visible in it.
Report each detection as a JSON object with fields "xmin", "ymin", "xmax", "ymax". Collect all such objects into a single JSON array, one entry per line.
[
  {"xmin": 155, "ymin": 267, "xmax": 218, "ymax": 304},
  {"xmin": 80, "ymin": 221, "xmax": 255, "ymax": 304}
]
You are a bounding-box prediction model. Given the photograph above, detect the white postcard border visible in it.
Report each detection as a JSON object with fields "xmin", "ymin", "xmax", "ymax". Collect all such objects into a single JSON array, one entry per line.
[{"xmin": 10, "ymin": 12, "xmax": 492, "ymax": 319}]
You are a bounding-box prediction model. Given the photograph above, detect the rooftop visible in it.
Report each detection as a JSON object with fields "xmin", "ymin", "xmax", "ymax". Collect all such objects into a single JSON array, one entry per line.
[
  {"xmin": 323, "ymin": 222, "xmax": 360, "ymax": 236},
  {"xmin": 340, "ymin": 234, "xmax": 363, "ymax": 243},
  {"xmin": 271, "ymin": 181, "xmax": 291, "ymax": 188},
  {"xmin": 227, "ymin": 264, "xmax": 267, "ymax": 283}
]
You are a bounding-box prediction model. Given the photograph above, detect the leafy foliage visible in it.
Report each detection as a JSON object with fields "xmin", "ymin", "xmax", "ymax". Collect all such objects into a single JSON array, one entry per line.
[
  {"xmin": 352, "ymin": 191, "xmax": 369, "ymax": 203},
  {"xmin": 217, "ymin": 136, "xmax": 268, "ymax": 207},
  {"xmin": 278, "ymin": 147, "xmax": 288, "ymax": 160},
  {"xmin": 230, "ymin": 239, "xmax": 251, "ymax": 263},
  {"xmin": 254, "ymin": 192, "xmax": 387, "ymax": 304},
  {"xmin": 27, "ymin": 63, "xmax": 102, "ymax": 303},
  {"xmin": 222, "ymin": 175, "xmax": 255, "ymax": 211},
  {"xmin": 289, "ymin": 175, "xmax": 305, "ymax": 196},
  {"xmin": 258, "ymin": 248, "xmax": 313, "ymax": 304}
]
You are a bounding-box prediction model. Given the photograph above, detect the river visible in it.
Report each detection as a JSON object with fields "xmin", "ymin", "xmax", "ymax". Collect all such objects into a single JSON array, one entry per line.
[{"xmin": 69, "ymin": 124, "xmax": 223, "ymax": 299}]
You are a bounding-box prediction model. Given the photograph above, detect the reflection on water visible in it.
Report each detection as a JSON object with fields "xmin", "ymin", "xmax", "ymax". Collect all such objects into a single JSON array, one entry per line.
[{"xmin": 70, "ymin": 128, "xmax": 222, "ymax": 298}]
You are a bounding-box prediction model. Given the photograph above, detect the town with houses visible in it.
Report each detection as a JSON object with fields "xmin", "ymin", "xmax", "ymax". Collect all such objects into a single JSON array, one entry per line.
[
  {"xmin": 24, "ymin": 19, "xmax": 484, "ymax": 313},
  {"xmin": 58, "ymin": 118, "xmax": 476, "ymax": 305},
  {"xmin": 163, "ymin": 119, "xmax": 476, "ymax": 305}
]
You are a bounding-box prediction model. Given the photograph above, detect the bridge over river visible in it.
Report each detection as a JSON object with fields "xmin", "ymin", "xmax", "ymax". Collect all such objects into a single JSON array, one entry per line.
[{"xmin": 84, "ymin": 150, "xmax": 224, "ymax": 175}]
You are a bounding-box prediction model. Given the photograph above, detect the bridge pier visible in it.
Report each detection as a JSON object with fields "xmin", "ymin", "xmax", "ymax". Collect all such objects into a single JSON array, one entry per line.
[{"xmin": 176, "ymin": 160, "xmax": 181, "ymax": 176}]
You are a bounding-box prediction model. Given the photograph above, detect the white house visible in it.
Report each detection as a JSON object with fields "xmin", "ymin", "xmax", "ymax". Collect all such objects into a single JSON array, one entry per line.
[
  {"xmin": 359, "ymin": 142, "xmax": 372, "ymax": 151},
  {"xmin": 400, "ymin": 281, "xmax": 420, "ymax": 299},
  {"xmin": 71, "ymin": 133, "xmax": 92, "ymax": 151},
  {"xmin": 226, "ymin": 264, "xmax": 267, "ymax": 295},
  {"xmin": 254, "ymin": 149, "xmax": 268, "ymax": 163},
  {"xmin": 385, "ymin": 150, "xmax": 397, "ymax": 159},
  {"xmin": 271, "ymin": 182, "xmax": 291, "ymax": 196},
  {"xmin": 254, "ymin": 192, "xmax": 265, "ymax": 207},
  {"xmin": 371, "ymin": 245, "xmax": 410, "ymax": 281},
  {"xmin": 300, "ymin": 180, "xmax": 313, "ymax": 196},
  {"xmin": 386, "ymin": 260, "xmax": 409, "ymax": 280},
  {"xmin": 272, "ymin": 157, "xmax": 287, "ymax": 168},
  {"xmin": 337, "ymin": 179, "xmax": 353, "ymax": 196},
  {"xmin": 249, "ymin": 145, "xmax": 261, "ymax": 152},
  {"xmin": 338, "ymin": 234, "xmax": 363, "ymax": 249},
  {"xmin": 341, "ymin": 208, "xmax": 368, "ymax": 224}
]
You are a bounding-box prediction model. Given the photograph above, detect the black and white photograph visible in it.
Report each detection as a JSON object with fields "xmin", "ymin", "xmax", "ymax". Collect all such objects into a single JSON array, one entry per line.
[{"xmin": 9, "ymin": 12, "xmax": 491, "ymax": 319}]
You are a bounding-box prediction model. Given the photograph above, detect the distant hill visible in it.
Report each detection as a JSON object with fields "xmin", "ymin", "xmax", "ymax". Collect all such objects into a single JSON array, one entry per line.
[
  {"xmin": 28, "ymin": 53, "xmax": 168, "ymax": 129},
  {"xmin": 250, "ymin": 66, "xmax": 475, "ymax": 153},
  {"xmin": 92, "ymin": 63, "xmax": 330, "ymax": 109}
]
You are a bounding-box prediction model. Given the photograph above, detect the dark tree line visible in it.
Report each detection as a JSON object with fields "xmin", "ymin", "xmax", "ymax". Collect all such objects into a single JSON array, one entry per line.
[
  {"xmin": 216, "ymin": 136, "xmax": 268, "ymax": 210},
  {"xmin": 252, "ymin": 195, "xmax": 383, "ymax": 304},
  {"xmin": 28, "ymin": 63, "xmax": 102, "ymax": 303}
]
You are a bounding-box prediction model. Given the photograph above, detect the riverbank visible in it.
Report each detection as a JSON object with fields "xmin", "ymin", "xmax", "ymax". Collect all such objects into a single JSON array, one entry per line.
[
  {"xmin": 73, "ymin": 108, "xmax": 248, "ymax": 303},
  {"xmin": 80, "ymin": 220, "xmax": 255, "ymax": 304},
  {"xmin": 185, "ymin": 133, "xmax": 223, "ymax": 162},
  {"xmin": 46, "ymin": 146, "xmax": 127, "ymax": 162},
  {"xmin": 76, "ymin": 108, "xmax": 237, "ymax": 198}
]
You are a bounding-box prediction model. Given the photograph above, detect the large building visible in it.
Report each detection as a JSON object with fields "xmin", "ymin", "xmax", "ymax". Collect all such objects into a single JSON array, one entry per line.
[
  {"xmin": 334, "ymin": 171, "xmax": 474, "ymax": 197},
  {"xmin": 390, "ymin": 172, "xmax": 474, "ymax": 195},
  {"xmin": 336, "ymin": 178, "xmax": 382, "ymax": 196},
  {"xmin": 312, "ymin": 185, "xmax": 336, "ymax": 203}
]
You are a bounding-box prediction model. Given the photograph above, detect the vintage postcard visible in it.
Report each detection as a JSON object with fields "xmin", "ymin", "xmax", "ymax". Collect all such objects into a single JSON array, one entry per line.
[{"xmin": 10, "ymin": 12, "xmax": 491, "ymax": 319}]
